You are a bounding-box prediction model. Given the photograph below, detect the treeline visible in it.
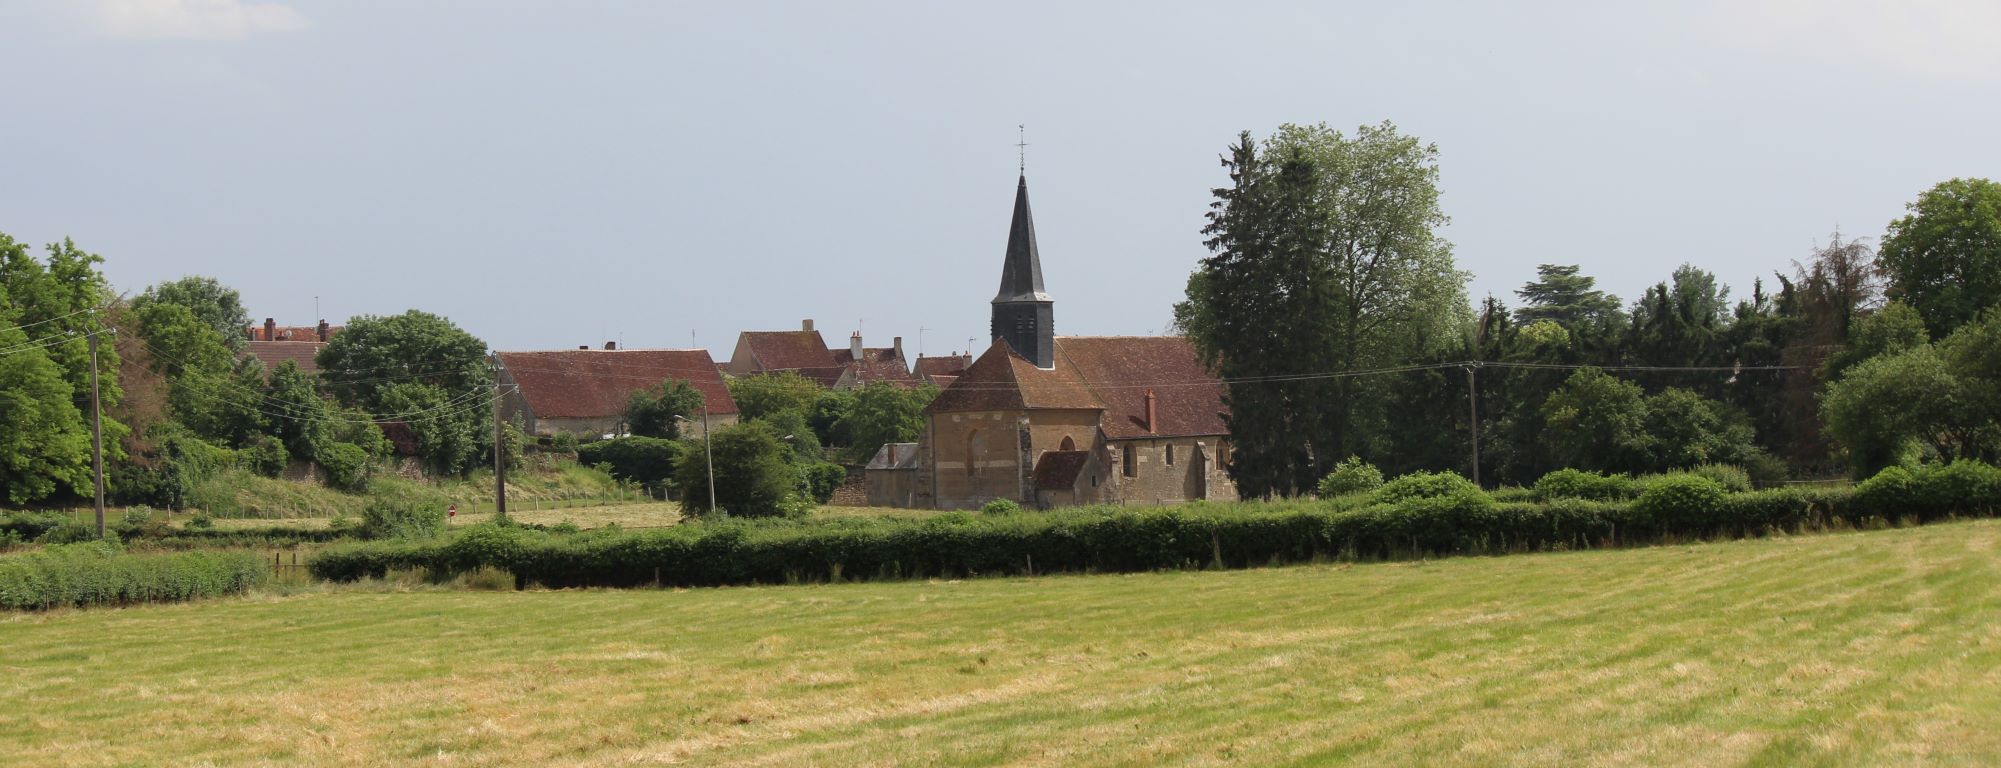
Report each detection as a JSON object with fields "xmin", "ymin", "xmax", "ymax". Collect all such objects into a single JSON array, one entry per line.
[{"xmin": 1180, "ymin": 123, "xmax": 2001, "ymax": 493}]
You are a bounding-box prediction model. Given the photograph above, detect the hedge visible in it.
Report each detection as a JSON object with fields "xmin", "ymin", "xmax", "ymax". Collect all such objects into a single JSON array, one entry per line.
[
  {"xmin": 308, "ymin": 461, "xmax": 2001, "ymax": 591},
  {"xmin": 0, "ymin": 542, "xmax": 269, "ymax": 610}
]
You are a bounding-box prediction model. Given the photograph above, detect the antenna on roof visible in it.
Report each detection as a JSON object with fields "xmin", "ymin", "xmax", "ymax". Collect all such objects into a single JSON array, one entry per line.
[
  {"xmin": 918, "ymin": 327, "xmax": 929, "ymax": 357},
  {"xmin": 1016, "ymin": 124, "xmax": 1028, "ymax": 175}
]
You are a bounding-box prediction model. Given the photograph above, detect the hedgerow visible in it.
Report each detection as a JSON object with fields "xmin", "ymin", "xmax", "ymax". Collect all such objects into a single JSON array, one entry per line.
[{"xmin": 0, "ymin": 542, "xmax": 268, "ymax": 610}]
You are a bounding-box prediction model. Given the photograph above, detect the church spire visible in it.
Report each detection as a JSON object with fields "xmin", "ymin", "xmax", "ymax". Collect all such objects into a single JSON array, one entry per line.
[{"xmin": 992, "ymin": 173, "xmax": 1055, "ymax": 368}]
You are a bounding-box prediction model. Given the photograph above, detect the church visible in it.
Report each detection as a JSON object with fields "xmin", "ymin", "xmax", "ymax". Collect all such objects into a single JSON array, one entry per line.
[{"xmin": 909, "ymin": 174, "xmax": 1239, "ymax": 509}]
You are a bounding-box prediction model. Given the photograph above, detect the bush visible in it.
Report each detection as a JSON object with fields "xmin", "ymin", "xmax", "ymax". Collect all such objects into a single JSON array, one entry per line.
[
  {"xmin": 1532, "ymin": 469, "xmax": 1636, "ymax": 501},
  {"xmin": 1372, "ymin": 470, "xmax": 1483, "ymax": 505},
  {"xmin": 241, "ymin": 435, "xmax": 290, "ymax": 478},
  {"xmin": 981, "ymin": 499, "xmax": 1021, "ymax": 515},
  {"xmin": 0, "ymin": 511, "xmax": 67, "ymax": 541},
  {"xmin": 577, "ymin": 436, "xmax": 682, "ymax": 488},
  {"xmin": 550, "ymin": 432, "xmax": 580, "ymax": 454},
  {"xmin": 1317, "ymin": 457, "xmax": 1385, "ymax": 498},
  {"xmin": 802, "ymin": 462, "xmax": 847, "ymax": 504},
  {"xmin": 1635, "ymin": 474, "xmax": 1729, "ymax": 534},
  {"xmin": 317, "ymin": 442, "xmax": 374, "ymax": 492},
  {"xmin": 0, "ymin": 542, "xmax": 267, "ymax": 610},
  {"xmin": 1688, "ymin": 464, "xmax": 1753, "ymax": 493},
  {"xmin": 358, "ymin": 500, "xmax": 446, "ymax": 540}
]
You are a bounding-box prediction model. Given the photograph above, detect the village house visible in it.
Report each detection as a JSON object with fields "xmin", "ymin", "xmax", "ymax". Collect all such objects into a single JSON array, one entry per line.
[
  {"xmin": 898, "ymin": 174, "xmax": 1237, "ymax": 510},
  {"xmin": 724, "ymin": 320, "xmax": 916, "ymax": 389},
  {"xmin": 495, "ymin": 343, "xmax": 739, "ymax": 438},
  {"xmin": 241, "ymin": 317, "xmax": 339, "ymax": 375},
  {"xmin": 912, "ymin": 352, "xmax": 972, "ymax": 388}
]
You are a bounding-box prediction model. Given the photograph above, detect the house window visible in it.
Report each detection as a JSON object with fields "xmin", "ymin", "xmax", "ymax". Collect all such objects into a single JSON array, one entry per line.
[
  {"xmin": 1122, "ymin": 446, "xmax": 1137, "ymax": 477},
  {"xmin": 1166, "ymin": 444, "xmax": 1176, "ymax": 467}
]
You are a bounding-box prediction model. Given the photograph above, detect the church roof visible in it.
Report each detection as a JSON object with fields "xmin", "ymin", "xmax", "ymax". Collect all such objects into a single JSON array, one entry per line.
[
  {"xmin": 993, "ymin": 175, "xmax": 1051, "ymax": 304},
  {"xmin": 927, "ymin": 336, "xmax": 1229, "ymax": 439},
  {"xmin": 737, "ymin": 330, "xmax": 838, "ymax": 371},
  {"xmin": 496, "ymin": 348, "xmax": 739, "ymax": 419}
]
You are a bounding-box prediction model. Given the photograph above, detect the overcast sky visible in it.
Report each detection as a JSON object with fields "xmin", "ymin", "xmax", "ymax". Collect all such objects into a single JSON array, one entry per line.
[{"xmin": 2, "ymin": 1, "xmax": 1997, "ymax": 358}]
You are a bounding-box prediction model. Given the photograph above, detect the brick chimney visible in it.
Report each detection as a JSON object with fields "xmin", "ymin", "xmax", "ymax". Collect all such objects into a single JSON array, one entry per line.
[
  {"xmin": 1144, "ymin": 388, "xmax": 1158, "ymax": 435},
  {"xmin": 263, "ymin": 318, "xmax": 276, "ymax": 341},
  {"xmin": 849, "ymin": 331, "xmax": 864, "ymax": 360},
  {"xmin": 604, "ymin": 341, "xmax": 617, "ymax": 350},
  {"xmin": 802, "ymin": 318, "xmax": 814, "ymax": 332},
  {"xmin": 892, "ymin": 336, "xmax": 904, "ymax": 361},
  {"xmin": 316, "ymin": 319, "xmax": 330, "ymax": 342},
  {"xmin": 578, "ymin": 345, "xmax": 589, "ymax": 350}
]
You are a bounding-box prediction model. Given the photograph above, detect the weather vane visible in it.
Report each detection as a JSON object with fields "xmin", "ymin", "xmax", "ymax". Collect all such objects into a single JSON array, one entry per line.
[{"xmin": 1017, "ymin": 124, "xmax": 1028, "ymax": 175}]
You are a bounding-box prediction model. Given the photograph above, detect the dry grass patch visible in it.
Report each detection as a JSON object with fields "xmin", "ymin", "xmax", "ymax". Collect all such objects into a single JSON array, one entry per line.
[{"xmin": 4, "ymin": 522, "xmax": 2001, "ymax": 765}]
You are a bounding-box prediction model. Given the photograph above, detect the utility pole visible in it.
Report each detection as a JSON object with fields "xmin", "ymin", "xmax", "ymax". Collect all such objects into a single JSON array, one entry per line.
[
  {"xmin": 88, "ymin": 322, "xmax": 106, "ymax": 539},
  {"xmin": 702, "ymin": 404, "xmax": 715, "ymax": 513},
  {"xmin": 1464, "ymin": 362, "xmax": 1481, "ymax": 487},
  {"xmin": 492, "ymin": 358, "xmax": 507, "ymax": 520}
]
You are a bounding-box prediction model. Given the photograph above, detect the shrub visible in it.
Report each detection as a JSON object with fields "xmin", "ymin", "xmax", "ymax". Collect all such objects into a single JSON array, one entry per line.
[
  {"xmin": 1372, "ymin": 470, "xmax": 1483, "ymax": 505},
  {"xmin": 1317, "ymin": 457, "xmax": 1385, "ymax": 498},
  {"xmin": 981, "ymin": 499, "xmax": 1022, "ymax": 515},
  {"xmin": 1688, "ymin": 464, "xmax": 1753, "ymax": 493},
  {"xmin": 550, "ymin": 432, "xmax": 580, "ymax": 454},
  {"xmin": 0, "ymin": 511, "xmax": 67, "ymax": 541},
  {"xmin": 0, "ymin": 542, "xmax": 267, "ymax": 610},
  {"xmin": 1850, "ymin": 465, "xmax": 1919, "ymax": 520},
  {"xmin": 578, "ymin": 436, "xmax": 682, "ymax": 488},
  {"xmin": 1532, "ymin": 469, "xmax": 1636, "ymax": 501},
  {"xmin": 317, "ymin": 442, "xmax": 374, "ymax": 492},
  {"xmin": 38, "ymin": 521, "xmax": 103, "ymax": 544},
  {"xmin": 241, "ymin": 435, "xmax": 290, "ymax": 478},
  {"xmin": 358, "ymin": 500, "xmax": 446, "ymax": 540},
  {"xmin": 802, "ymin": 462, "xmax": 847, "ymax": 504},
  {"xmin": 1635, "ymin": 474, "xmax": 1729, "ymax": 534}
]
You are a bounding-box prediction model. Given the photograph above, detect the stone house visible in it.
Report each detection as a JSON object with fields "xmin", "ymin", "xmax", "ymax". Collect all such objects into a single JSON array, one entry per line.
[
  {"xmin": 864, "ymin": 442, "xmax": 921, "ymax": 507},
  {"xmin": 911, "ymin": 174, "xmax": 1237, "ymax": 510},
  {"xmin": 240, "ymin": 317, "xmax": 339, "ymax": 375},
  {"xmin": 495, "ymin": 345, "xmax": 739, "ymax": 438},
  {"xmin": 725, "ymin": 320, "xmax": 916, "ymax": 389}
]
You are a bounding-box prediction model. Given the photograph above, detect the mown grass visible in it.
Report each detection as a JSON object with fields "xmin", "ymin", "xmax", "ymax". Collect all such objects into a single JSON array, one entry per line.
[{"xmin": 4, "ymin": 521, "xmax": 1999, "ymax": 766}]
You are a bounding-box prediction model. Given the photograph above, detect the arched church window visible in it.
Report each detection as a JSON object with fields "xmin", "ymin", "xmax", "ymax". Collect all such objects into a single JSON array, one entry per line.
[{"xmin": 1060, "ymin": 436, "xmax": 1076, "ymax": 451}]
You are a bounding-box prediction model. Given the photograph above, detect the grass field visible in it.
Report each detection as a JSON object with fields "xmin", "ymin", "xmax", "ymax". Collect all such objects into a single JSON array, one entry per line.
[{"xmin": 4, "ymin": 521, "xmax": 1998, "ymax": 766}]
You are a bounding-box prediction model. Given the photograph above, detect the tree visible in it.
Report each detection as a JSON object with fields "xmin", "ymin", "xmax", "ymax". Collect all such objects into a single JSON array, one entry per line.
[
  {"xmin": 1641, "ymin": 388, "xmax": 1758, "ymax": 470},
  {"xmin": 1515, "ymin": 264, "xmax": 1624, "ymax": 333},
  {"xmin": 624, "ymin": 379, "xmax": 704, "ymax": 439},
  {"xmin": 317, "ymin": 311, "xmax": 490, "ymax": 476},
  {"xmin": 133, "ymin": 300, "xmax": 266, "ymax": 446},
  {"xmin": 0, "ymin": 235, "xmax": 127, "ymax": 459},
  {"xmin": 676, "ymin": 420, "xmax": 794, "ymax": 517},
  {"xmin": 264, "ymin": 361, "xmax": 334, "ymax": 461},
  {"xmin": 1821, "ymin": 345, "xmax": 1970, "ymax": 475},
  {"xmin": 1879, "ymin": 178, "xmax": 2001, "ymax": 338},
  {"xmin": 1823, "ymin": 301, "xmax": 1927, "ymax": 379},
  {"xmin": 838, "ymin": 382, "xmax": 936, "ymax": 462},
  {"xmin": 133, "ymin": 276, "xmax": 252, "ymax": 352},
  {"xmin": 0, "ymin": 320, "xmax": 91, "ymax": 504},
  {"xmin": 1540, "ymin": 367, "xmax": 1651, "ymax": 474},
  {"xmin": 1177, "ymin": 123, "xmax": 1468, "ymax": 497},
  {"xmin": 726, "ymin": 372, "xmax": 823, "ymax": 422}
]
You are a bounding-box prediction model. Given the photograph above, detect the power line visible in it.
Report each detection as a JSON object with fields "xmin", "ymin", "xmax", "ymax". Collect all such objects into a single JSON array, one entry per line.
[{"xmin": 0, "ymin": 305, "xmax": 101, "ymax": 336}]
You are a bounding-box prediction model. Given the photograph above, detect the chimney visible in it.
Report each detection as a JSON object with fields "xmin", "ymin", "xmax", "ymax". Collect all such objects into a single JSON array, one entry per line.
[
  {"xmin": 263, "ymin": 318, "xmax": 276, "ymax": 341},
  {"xmin": 604, "ymin": 341, "xmax": 617, "ymax": 350},
  {"xmin": 1144, "ymin": 388, "xmax": 1158, "ymax": 435},
  {"xmin": 892, "ymin": 336, "xmax": 904, "ymax": 361},
  {"xmin": 316, "ymin": 319, "xmax": 330, "ymax": 342},
  {"xmin": 802, "ymin": 318, "xmax": 814, "ymax": 332},
  {"xmin": 850, "ymin": 331, "xmax": 863, "ymax": 359},
  {"xmin": 887, "ymin": 444, "xmax": 898, "ymax": 464},
  {"xmin": 578, "ymin": 345, "xmax": 589, "ymax": 350}
]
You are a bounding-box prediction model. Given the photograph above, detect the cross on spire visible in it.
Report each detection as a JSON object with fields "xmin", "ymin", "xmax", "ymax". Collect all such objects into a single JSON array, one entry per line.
[{"xmin": 1017, "ymin": 124, "xmax": 1028, "ymax": 175}]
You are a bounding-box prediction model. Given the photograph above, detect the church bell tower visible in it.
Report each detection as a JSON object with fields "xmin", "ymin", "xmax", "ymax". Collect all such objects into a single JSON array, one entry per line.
[{"xmin": 992, "ymin": 174, "xmax": 1054, "ymax": 369}]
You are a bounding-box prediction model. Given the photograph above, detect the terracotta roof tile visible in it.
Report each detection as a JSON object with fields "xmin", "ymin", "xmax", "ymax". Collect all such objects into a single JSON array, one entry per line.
[
  {"xmin": 242, "ymin": 341, "xmax": 326, "ymax": 375},
  {"xmin": 928, "ymin": 340, "xmax": 1099, "ymax": 413},
  {"xmin": 740, "ymin": 331, "xmax": 837, "ymax": 371},
  {"xmin": 914, "ymin": 354, "xmax": 971, "ymax": 383},
  {"xmin": 497, "ymin": 349, "xmax": 738, "ymax": 419},
  {"xmin": 1053, "ymin": 336, "xmax": 1228, "ymax": 439}
]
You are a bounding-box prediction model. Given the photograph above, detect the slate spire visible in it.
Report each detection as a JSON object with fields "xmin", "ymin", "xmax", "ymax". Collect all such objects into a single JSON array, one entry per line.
[{"xmin": 992, "ymin": 174, "xmax": 1055, "ymax": 368}]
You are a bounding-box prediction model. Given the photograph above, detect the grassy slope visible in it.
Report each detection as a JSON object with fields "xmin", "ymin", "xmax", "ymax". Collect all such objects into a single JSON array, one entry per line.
[{"xmin": 4, "ymin": 522, "xmax": 1999, "ymax": 767}]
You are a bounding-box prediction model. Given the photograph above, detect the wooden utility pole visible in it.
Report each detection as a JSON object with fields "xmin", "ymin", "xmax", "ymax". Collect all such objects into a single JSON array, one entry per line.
[
  {"xmin": 493, "ymin": 361, "xmax": 507, "ymax": 520},
  {"xmin": 88, "ymin": 323, "xmax": 106, "ymax": 538},
  {"xmin": 1464, "ymin": 363, "xmax": 1481, "ymax": 487}
]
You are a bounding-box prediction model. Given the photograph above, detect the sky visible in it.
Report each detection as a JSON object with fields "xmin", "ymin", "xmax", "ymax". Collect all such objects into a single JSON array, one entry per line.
[{"xmin": 2, "ymin": 0, "xmax": 1997, "ymax": 359}]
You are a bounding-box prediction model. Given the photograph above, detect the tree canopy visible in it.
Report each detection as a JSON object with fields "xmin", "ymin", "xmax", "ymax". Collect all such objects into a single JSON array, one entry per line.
[{"xmin": 1880, "ymin": 177, "xmax": 2001, "ymax": 338}]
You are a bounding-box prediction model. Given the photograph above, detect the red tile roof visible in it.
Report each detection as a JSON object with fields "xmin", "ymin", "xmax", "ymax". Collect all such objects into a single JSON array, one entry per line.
[
  {"xmin": 927, "ymin": 336, "xmax": 1229, "ymax": 439},
  {"xmin": 242, "ymin": 341, "xmax": 327, "ymax": 375},
  {"xmin": 497, "ymin": 349, "xmax": 738, "ymax": 419},
  {"xmin": 738, "ymin": 331, "xmax": 837, "ymax": 372},
  {"xmin": 840, "ymin": 347, "xmax": 918, "ymax": 387},
  {"xmin": 914, "ymin": 354, "xmax": 971, "ymax": 383},
  {"xmin": 246, "ymin": 324, "xmax": 342, "ymax": 342}
]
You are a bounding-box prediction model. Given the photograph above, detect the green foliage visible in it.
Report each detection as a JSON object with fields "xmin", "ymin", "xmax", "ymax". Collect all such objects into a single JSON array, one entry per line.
[
  {"xmin": 0, "ymin": 541, "xmax": 267, "ymax": 611},
  {"xmin": 132, "ymin": 275, "xmax": 252, "ymax": 353},
  {"xmin": 1879, "ymin": 177, "xmax": 2001, "ymax": 337},
  {"xmin": 624, "ymin": 379, "xmax": 704, "ymax": 439},
  {"xmin": 550, "ymin": 432, "xmax": 580, "ymax": 454},
  {"xmin": 1825, "ymin": 302, "xmax": 1927, "ymax": 379},
  {"xmin": 1515, "ymin": 264, "xmax": 1624, "ymax": 330},
  {"xmin": 358, "ymin": 500, "xmax": 446, "ymax": 540},
  {"xmin": 1317, "ymin": 457, "xmax": 1385, "ymax": 498},
  {"xmin": 0, "ymin": 321, "xmax": 91, "ymax": 504},
  {"xmin": 1176, "ymin": 124, "xmax": 1468, "ymax": 498},
  {"xmin": 315, "ymin": 311, "xmax": 489, "ymax": 477},
  {"xmin": 727, "ymin": 372, "xmax": 824, "ymax": 423},
  {"xmin": 1634, "ymin": 474, "xmax": 1728, "ymax": 533},
  {"xmin": 240, "ymin": 435, "xmax": 289, "ymax": 478},
  {"xmin": 1542, "ymin": 368, "xmax": 1650, "ymax": 473},
  {"xmin": 0, "ymin": 511, "xmax": 68, "ymax": 540},
  {"xmin": 1687, "ymin": 463, "xmax": 1753, "ymax": 493},
  {"xmin": 576, "ymin": 436, "xmax": 682, "ymax": 488},
  {"xmin": 802, "ymin": 462, "xmax": 846, "ymax": 504},
  {"xmin": 1532, "ymin": 469, "xmax": 1636, "ymax": 501},
  {"xmin": 263, "ymin": 360, "xmax": 334, "ymax": 460},
  {"xmin": 980, "ymin": 499, "xmax": 1021, "ymax": 515},
  {"xmin": 317, "ymin": 442, "xmax": 374, "ymax": 492},
  {"xmin": 1371, "ymin": 470, "xmax": 1482, "ymax": 505},
  {"xmin": 839, "ymin": 382, "xmax": 935, "ymax": 462},
  {"xmin": 809, "ymin": 389, "xmax": 856, "ymax": 447},
  {"xmin": 1821, "ymin": 345, "xmax": 1972, "ymax": 476},
  {"xmin": 377, "ymin": 381, "xmax": 484, "ymax": 476},
  {"xmin": 676, "ymin": 420, "xmax": 794, "ymax": 518}
]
